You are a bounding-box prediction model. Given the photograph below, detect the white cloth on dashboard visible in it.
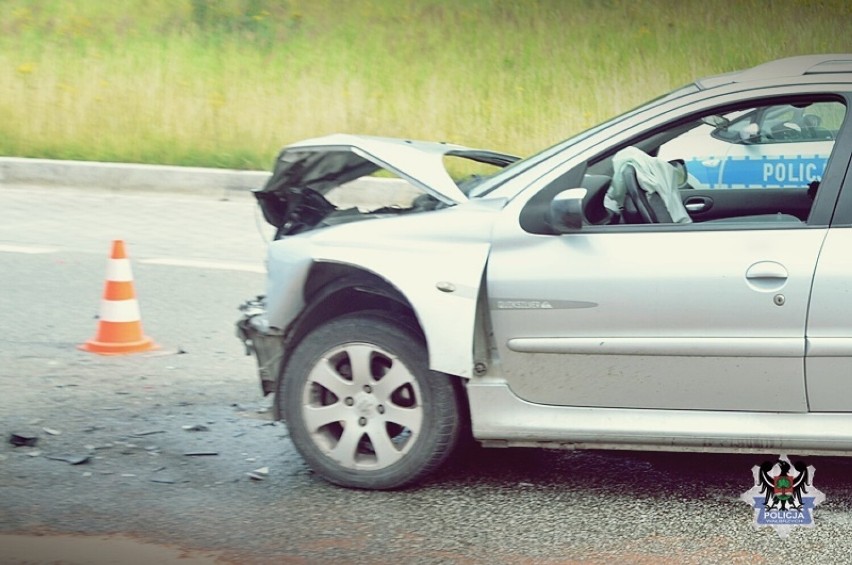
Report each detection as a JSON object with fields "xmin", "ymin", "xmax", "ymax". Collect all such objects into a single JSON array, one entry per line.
[{"xmin": 605, "ymin": 146, "xmax": 692, "ymax": 223}]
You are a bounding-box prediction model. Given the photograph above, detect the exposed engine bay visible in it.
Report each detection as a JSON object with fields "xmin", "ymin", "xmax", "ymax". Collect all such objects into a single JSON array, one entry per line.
[
  {"xmin": 251, "ymin": 134, "xmax": 518, "ymax": 239},
  {"xmin": 255, "ymin": 185, "xmax": 443, "ymax": 238}
]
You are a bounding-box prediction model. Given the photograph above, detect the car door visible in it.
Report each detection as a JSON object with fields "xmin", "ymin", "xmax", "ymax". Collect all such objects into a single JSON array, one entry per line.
[
  {"xmin": 485, "ymin": 97, "xmax": 848, "ymax": 413},
  {"xmin": 486, "ymin": 223, "xmax": 822, "ymax": 412},
  {"xmin": 807, "ymin": 226, "xmax": 852, "ymax": 411},
  {"xmin": 804, "ymin": 118, "xmax": 852, "ymax": 411}
]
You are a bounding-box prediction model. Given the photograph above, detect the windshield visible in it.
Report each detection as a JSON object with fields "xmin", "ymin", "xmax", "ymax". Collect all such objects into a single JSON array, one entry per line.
[{"xmin": 469, "ymin": 83, "xmax": 701, "ymax": 198}]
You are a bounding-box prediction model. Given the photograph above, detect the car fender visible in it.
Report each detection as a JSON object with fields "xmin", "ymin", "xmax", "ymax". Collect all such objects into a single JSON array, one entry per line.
[{"xmin": 265, "ymin": 201, "xmax": 502, "ymax": 378}]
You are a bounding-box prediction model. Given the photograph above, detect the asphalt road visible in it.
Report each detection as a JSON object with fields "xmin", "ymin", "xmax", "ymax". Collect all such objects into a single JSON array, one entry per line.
[{"xmin": 3, "ymin": 185, "xmax": 852, "ymax": 564}]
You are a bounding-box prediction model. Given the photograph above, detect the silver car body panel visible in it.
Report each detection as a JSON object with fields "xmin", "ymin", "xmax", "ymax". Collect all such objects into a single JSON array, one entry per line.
[
  {"xmin": 806, "ymin": 226, "xmax": 852, "ymax": 411},
  {"xmin": 264, "ymin": 199, "xmax": 503, "ymax": 378},
  {"xmin": 487, "ymin": 226, "xmax": 827, "ymax": 412},
  {"xmin": 468, "ymin": 380, "xmax": 852, "ymax": 455}
]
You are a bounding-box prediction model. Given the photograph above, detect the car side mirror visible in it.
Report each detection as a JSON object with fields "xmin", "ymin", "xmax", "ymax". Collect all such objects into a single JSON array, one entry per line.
[
  {"xmin": 701, "ymin": 114, "xmax": 730, "ymax": 131},
  {"xmin": 739, "ymin": 123, "xmax": 761, "ymax": 143},
  {"xmin": 548, "ymin": 188, "xmax": 588, "ymax": 233}
]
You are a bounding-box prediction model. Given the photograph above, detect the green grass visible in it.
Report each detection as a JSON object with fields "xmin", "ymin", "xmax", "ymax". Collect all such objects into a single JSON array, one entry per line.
[{"xmin": 1, "ymin": 0, "xmax": 850, "ymax": 170}]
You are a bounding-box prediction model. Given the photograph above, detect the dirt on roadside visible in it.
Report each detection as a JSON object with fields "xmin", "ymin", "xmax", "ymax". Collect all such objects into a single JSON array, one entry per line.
[{"xmin": 0, "ymin": 533, "xmax": 227, "ymax": 565}]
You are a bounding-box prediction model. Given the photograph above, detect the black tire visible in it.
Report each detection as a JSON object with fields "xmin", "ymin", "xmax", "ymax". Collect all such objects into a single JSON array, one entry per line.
[{"xmin": 280, "ymin": 312, "xmax": 461, "ymax": 489}]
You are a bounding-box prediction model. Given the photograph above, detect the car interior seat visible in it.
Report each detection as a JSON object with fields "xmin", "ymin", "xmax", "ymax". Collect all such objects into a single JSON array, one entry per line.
[{"xmin": 802, "ymin": 114, "xmax": 834, "ymax": 140}]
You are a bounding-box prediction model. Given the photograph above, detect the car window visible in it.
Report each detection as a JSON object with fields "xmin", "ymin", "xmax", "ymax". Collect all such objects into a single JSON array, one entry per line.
[
  {"xmin": 565, "ymin": 98, "xmax": 848, "ymax": 228},
  {"xmin": 655, "ymin": 100, "xmax": 845, "ymax": 191},
  {"xmin": 519, "ymin": 96, "xmax": 848, "ymax": 235}
]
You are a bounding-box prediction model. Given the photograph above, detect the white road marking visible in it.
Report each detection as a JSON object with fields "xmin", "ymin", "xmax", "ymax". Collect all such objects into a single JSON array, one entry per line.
[
  {"xmin": 0, "ymin": 245, "xmax": 265, "ymax": 273},
  {"xmin": 140, "ymin": 257, "xmax": 265, "ymax": 273},
  {"xmin": 0, "ymin": 244, "xmax": 59, "ymax": 254}
]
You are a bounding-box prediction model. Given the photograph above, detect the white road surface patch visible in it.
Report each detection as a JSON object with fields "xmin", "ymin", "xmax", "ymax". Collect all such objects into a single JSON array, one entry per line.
[
  {"xmin": 0, "ymin": 244, "xmax": 59, "ymax": 254},
  {"xmin": 140, "ymin": 257, "xmax": 265, "ymax": 273}
]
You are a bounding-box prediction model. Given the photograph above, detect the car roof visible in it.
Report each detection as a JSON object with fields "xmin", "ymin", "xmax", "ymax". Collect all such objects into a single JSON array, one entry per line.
[{"xmin": 697, "ymin": 54, "xmax": 852, "ymax": 90}]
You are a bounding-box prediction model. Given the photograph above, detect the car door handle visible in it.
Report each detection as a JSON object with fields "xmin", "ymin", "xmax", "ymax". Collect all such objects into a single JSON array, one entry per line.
[
  {"xmin": 683, "ymin": 196, "xmax": 713, "ymax": 213},
  {"xmin": 746, "ymin": 262, "xmax": 788, "ymax": 280},
  {"xmin": 745, "ymin": 261, "xmax": 788, "ymax": 292}
]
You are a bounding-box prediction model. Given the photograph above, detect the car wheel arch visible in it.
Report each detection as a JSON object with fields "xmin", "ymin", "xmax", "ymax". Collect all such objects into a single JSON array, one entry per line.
[
  {"xmin": 272, "ymin": 262, "xmax": 424, "ymax": 419},
  {"xmin": 299, "ymin": 262, "xmax": 422, "ymax": 337}
]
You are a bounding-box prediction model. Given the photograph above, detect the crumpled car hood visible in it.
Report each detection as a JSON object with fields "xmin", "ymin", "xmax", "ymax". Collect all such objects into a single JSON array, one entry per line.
[{"xmin": 254, "ymin": 134, "xmax": 517, "ymax": 231}]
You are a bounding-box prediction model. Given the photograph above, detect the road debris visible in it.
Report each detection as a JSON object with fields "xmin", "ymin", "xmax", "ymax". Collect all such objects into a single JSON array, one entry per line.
[
  {"xmin": 85, "ymin": 443, "xmax": 114, "ymax": 451},
  {"xmin": 45, "ymin": 454, "xmax": 91, "ymax": 465},
  {"xmin": 182, "ymin": 424, "xmax": 210, "ymax": 432},
  {"xmin": 247, "ymin": 467, "xmax": 269, "ymax": 481},
  {"xmin": 9, "ymin": 433, "xmax": 38, "ymax": 447},
  {"xmin": 42, "ymin": 427, "xmax": 61, "ymax": 436},
  {"xmin": 184, "ymin": 451, "xmax": 219, "ymax": 457},
  {"xmin": 131, "ymin": 430, "xmax": 166, "ymax": 437}
]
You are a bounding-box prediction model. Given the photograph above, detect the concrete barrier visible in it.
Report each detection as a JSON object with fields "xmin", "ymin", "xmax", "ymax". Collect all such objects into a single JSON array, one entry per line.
[
  {"xmin": 0, "ymin": 157, "xmax": 417, "ymax": 208},
  {"xmin": 0, "ymin": 157, "xmax": 270, "ymax": 195}
]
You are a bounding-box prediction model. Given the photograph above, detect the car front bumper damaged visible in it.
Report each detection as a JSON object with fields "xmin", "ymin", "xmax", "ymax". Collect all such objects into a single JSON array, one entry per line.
[{"xmin": 236, "ymin": 297, "xmax": 284, "ymax": 396}]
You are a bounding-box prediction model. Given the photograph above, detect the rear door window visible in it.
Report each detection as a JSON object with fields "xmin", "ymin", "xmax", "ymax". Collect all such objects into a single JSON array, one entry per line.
[{"xmin": 658, "ymin": 100, "xmax": 846, "ymax": 190}]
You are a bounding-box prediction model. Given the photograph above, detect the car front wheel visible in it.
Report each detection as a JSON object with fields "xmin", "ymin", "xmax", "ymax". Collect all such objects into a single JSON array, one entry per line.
[{"xmin": 281, "ymin": 312, "xmax": 462, "ymax": 489}]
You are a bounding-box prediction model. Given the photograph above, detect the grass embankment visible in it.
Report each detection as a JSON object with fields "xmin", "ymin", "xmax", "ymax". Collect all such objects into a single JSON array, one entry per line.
[{"xmin": 1, "ymin": 0, "xmax": 850, "ymax": 170}]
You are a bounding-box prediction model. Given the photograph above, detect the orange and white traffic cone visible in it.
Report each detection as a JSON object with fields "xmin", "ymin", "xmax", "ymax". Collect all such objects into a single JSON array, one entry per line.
[{"xmin": 79, "ymin": 240, "xmax": 159, "ymax": 355}]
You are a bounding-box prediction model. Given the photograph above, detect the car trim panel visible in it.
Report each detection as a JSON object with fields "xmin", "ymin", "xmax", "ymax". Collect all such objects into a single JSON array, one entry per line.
[
  {"xmin": 267, "ymin": 201, "xmax": 502, "ymax": 379},
  {"xmin": 806, "ymin": 337, "xmax": 852, "ymax": 356},
  {"xmin": 506, "ymin": 336, "xmax": 804, "ymax": 357},
  {"xmin": 469, "ymin": 380, "xmax": 852, "ymax": 453}
]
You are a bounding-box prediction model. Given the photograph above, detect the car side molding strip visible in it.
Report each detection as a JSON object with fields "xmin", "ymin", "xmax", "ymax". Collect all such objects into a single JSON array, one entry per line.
[
  {"xmin": 505, "ymin": 336, "xmax": 803, "ymax": 357},
  {"xmin": 806, "ymin": 337, "xmax": 852, "ymax": 356}
]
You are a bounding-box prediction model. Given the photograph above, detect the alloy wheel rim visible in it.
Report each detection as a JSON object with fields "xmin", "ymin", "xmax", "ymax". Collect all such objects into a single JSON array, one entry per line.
[{"xmin": 301, "ymin": 343, "xmax": 423, "ymax": 470}]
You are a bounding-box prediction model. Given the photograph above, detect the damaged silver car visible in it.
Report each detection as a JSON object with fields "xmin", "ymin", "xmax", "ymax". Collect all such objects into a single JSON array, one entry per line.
[{"xmin": 239, "ymin": 55, "xmax": 852, "ymax": 489}]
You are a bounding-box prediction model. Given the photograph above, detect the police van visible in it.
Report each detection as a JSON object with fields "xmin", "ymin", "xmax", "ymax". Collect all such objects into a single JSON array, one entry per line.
[{"xmin": 658, "ymin": 101, "xmax": 843, "ymax": 190}]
